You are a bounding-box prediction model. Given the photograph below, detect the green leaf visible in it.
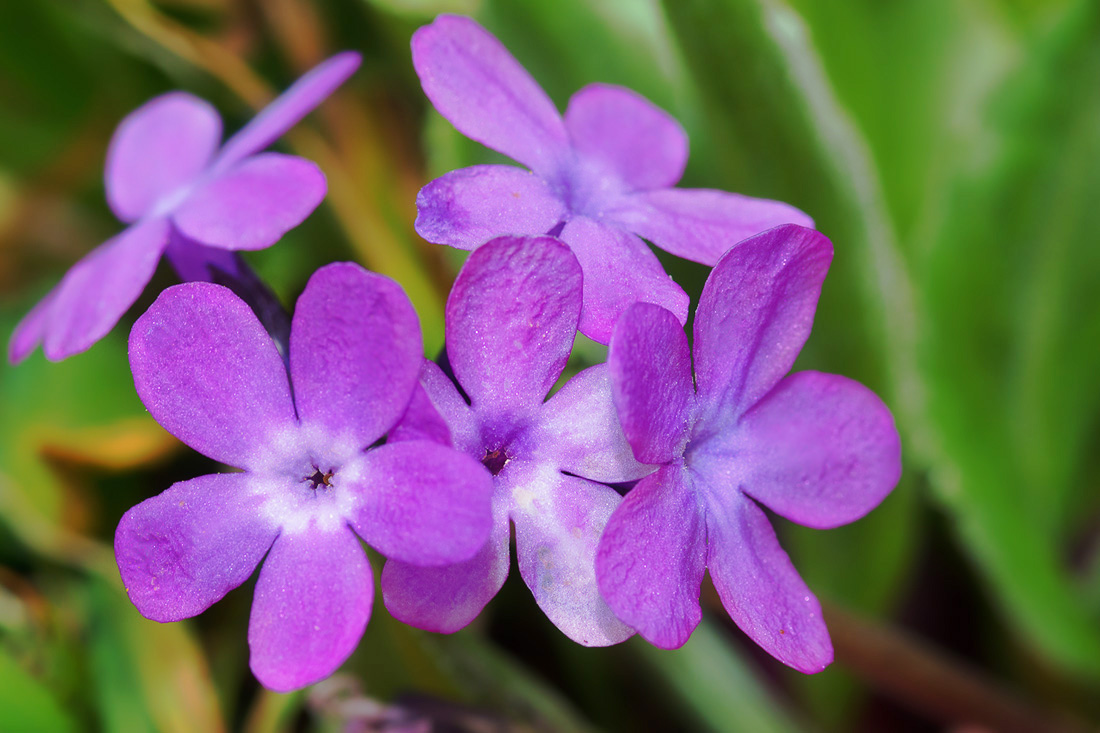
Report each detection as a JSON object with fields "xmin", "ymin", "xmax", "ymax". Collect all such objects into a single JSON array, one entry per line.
[
  {"xmin": 785, "ymin": 476, "xmax": 921, "ymax": 728},
  {"xmin": 86, "ymin": 580, "xmax": 226, "ymax": 733},
  {"xmin": 917, "ymin": 0, "xmax": 1100, "ymax": 676},
  {"xmin": 0, "ymin": 647, "xmax": 77, "ymax": 733},
  {"xmin": 660, "ymin": 0, "xmax": 923, "ymax": 434},
  {"xmin": 634, "ymin": 620, "xmax": 804, "ymax": 733}
]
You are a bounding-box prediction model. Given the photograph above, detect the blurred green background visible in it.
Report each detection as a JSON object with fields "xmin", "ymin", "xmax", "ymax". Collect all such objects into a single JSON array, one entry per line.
[{"xmin": 2, "ymin": 0, "xmax": 1099, "ymax": 730}]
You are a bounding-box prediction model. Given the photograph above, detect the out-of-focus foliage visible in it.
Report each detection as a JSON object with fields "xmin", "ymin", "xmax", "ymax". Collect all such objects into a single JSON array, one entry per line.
[{"xmin": 1, "ymin": 0, "xmax": 1098, "ymax": 730}]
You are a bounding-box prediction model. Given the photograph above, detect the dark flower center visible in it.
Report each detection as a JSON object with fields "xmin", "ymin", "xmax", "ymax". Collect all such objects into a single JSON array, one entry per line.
[
  {"xmin": 481, "ymin": 448, "xmax": 509, "ymax": 476},
  {"xmin": 305, "ymin": 468, "xmax": 335, "ymax": 489}
]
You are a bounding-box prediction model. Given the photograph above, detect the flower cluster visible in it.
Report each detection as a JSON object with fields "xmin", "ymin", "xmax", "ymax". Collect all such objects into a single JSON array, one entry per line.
[{"xmin": 11, "ymin": 14, "xmax": 901, "ymax": 691}]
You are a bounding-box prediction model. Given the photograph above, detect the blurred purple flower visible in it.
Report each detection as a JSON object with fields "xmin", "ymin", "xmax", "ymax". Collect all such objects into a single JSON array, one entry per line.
[
  {"xmin": 383, "ymin": 235, "xmax": 651, "ymax": 646},
  {"xmin": 9, "ymin": 52, "xmax": 361, "ymax": 363},
  {"xmin": 114, "ymin": 263, "xmax": 494, "ymax": 691},
  {"xmin": 596, "ymin": 224, "xmax": 901, "ymax": 672},
  {"xmin": 410, "ymin": 14, "xmax": 812, "ymax": 343}
]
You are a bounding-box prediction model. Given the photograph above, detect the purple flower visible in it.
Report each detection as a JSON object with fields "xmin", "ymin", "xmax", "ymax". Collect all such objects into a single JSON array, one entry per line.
[
  {"xmin": 410, "ymin": 15, "xmax": 812, "ymax": 343},
  {"xmin": 596, "ymin": 224, "xmax": 901, "ymax": 672},
  {"xmin": 382, "ymin": 235, "xmax": 651, "ymax": 646},
  {"xmin": 114, "ymin": 263, "xmax": 494, "ymax": 691},
  {"xmin": 9, "ymin": 52, "xmax": 361, "ymax": 364}
]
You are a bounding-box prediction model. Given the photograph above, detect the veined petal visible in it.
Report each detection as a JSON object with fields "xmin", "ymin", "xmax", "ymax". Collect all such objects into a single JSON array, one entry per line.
[
  {"xmin": 290, "ymin": 263, "xmax": 422, "ymax": 449},
  {"xmin": 560, "ymin": 217, "xmax": 688, "ymax": 345},
  {"xmin": 512, "ymin": 466, "xmax": 633, "ymax": 646},
  {"xmin": 172, "ymin": 153, "xmax": 326, "ymax": 251},
  {"xmin": 411, "ymin": 15, "xmax": 569, "ymax": 175},
  {"xmin": 527, "ymin": 364, "xmax": 652, "ymax": 483},
  {"xmin": 447, "ymin": 236, "xmax": 581, "ymax": 418},
  {"xmin": 608, "ymin": 302, "xmax": 695, "ymax": 465},
  {"xmin": 248, "ymin": 525, "xmax": 373, "ymax": 692},
  {"xmin": 43, "ymin": 218, "xmax": 170, "ymax": 362},
  {"xmin": 612, "ymin": 188, "xmax": 814, "ymax": 266},
  {"xmin": 8, "ymin": 288, "xmax": 56, "ymax": 364},
  {"xmin": 115, "ymin": 473, "xmax": 278, "ymax": 622},
  {"xmin": 736, "ymin": 371, "xmax": 901, "ymax": 529},
  {"xmin": 213, "ymin": 52, "xmax": 361, "ymax": 172},
  {"xmin": 564, "ymin": 83, "xmax": 687, "ymax": 192},
  {"xmin": 129, "ymin": 282, "xmax": 297, "ymax": 469},
  {"xmin": 348, "ymin": 441, "xmax": 493, "ymax": 567},
  {"xmin": 105, "ymin": 92, "xmax": 221, "ymax": 222},
  {"xmin": 414, "ymin": 165, "xmax": 566, "ymax": 249},
  {"xmin": 693, "ymin": 224, "xmax": 832, "ymax": 427},
  {"xmin": 705, "ymin": 492, "xmax": 832, "ymax": 673},
  {"xmin": 381, "ymin": 498, "xmax": 510, "ymax": 634},
  {"xmin": 595, "ymin": 464, "xmax": 706, "ymax": 649}
]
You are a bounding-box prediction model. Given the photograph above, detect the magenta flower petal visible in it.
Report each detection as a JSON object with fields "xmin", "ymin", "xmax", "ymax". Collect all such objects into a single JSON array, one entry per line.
[
  {"xmin": 612, "ymin": 188, "xmax": 815, "ymax": 266},
  {"xmin": 8, "ymin": 289, "xmax": 56, "ymax": 364},
  {"xmin": 389, "ymin": 380, "xmax": 453, "ymax": 446},
  {"xmin": 411, "ymin": 15, "xmax": 570, "ymax": 176},
  {"xmin": 381, "ymin": 502, "xmax": 510, "ymax": 634},
  {"xmin": 564, "ymin": 83, "xmax": 687, "ymax": 192},
  {"xmin": 513, "ymin": 467, "xmax": 633, "ymax": 646},
  {"xmin": 213, "ymin": 51, "xmax": 362, "ymax": 172},
  {"xmin": 290, "ymin": 263, "xmax": 421, "ymax": 448},
  {"xmin": 248, "ymin": 526, "xmax": 373, "ymax": 692},
  {"xmin": 608, "ymin": 302, "xmax": 694, "ymax": 464},
  {"xmin": 596, "ymin": 465, "xmax": 706, "ymax": 649},
  {"xmin": 415, "ymin": 165, "xmax": 567, "ymax": 249},
  {"xmin": 706, "ymin": 493, "xmax": 832, "ymax": 673},
  {"xmin": 560, "ymin": 217, "xmax": 689, "ymax": 344},
  {"xmin": 115, "ymin": 473, "xmax": 278, "ymax": 622},
  {"xmin": 446, "ymin": 236, "xmax": 581, "ymax": 416},
  {"xmin": 105, "ymin": 93, "xmax": 221, "ymax": 222},
  {"xmin": 172, "ymin": 153, "xmax": 326, "ymax": 251},
  {"xmin": 693, "ymin": 224, "xmax": 832, "ymax": 424},
  {"xmin": 393, "ymin": 360, "xmax": 479, "ymax": 451},
  {"xmin": 349, "ymin": 440, "xmax": 493, "ymax": 566},
  {"xmin": 736, "ymin": 371, "xmax": 902, "ymax": 529},
  {"xmin": 528, "ymin": 364, "xmax": 652, "ymax": 484},
  {"xmin": 129, "ymin": 281, "xmax": 297, "ymax": 469},
  {"xmin": 43, "ymin": 217, "xmax": 170, "ymax": 362}
]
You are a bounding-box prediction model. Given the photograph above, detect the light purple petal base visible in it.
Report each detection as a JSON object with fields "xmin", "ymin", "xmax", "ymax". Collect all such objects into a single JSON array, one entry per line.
[{"xmin": 513, "ymin": 467, "xmax": 633, "ymax": 646}]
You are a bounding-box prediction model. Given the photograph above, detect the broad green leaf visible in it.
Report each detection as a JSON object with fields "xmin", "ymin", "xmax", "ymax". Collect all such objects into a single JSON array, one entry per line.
[
  {"xmin": 86, "ymin": 580, "xmax": 225, "ymax": 733},
  {"xmin": 0, "ymin": 647, "xmax": 77, "ymax": 733},
  {"xmin": 917, "ymin": 0, "xmax": 1100, "ymax": 676},
  {"xmin": 659, "ymin": 0, "xmax": 923, "ymax": 431},
  {"xmin": 782, "ymin": 0, "xmax": 1011, "ymax": 247}
]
